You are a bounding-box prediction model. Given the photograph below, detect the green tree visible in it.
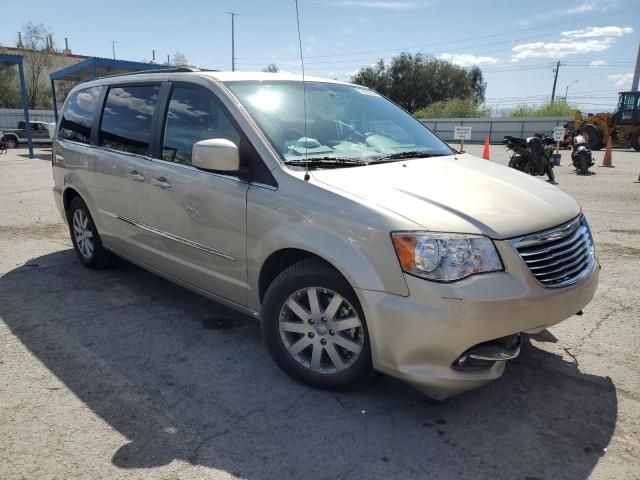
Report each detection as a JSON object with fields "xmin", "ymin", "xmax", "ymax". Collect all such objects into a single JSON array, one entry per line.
[
  {"xmin": 414, "ymin": 98, "xmax": 490, "ymax": 118},
  {"xmin": 351, "ymin": 52, "xmax": 486, "ymax": 113},
  {"xmin": 21, "ymin": 22, "xmax": 54, "ymax": 108},
  {"xmin": 172, "ymin": 51, "xmax": 189, "ymax": 67},
  {"xmin": 262, "ymin": 63, "xmax": 279, "ymax": 73},
  {"xmin": 509, "ymin": 100, "xmax": 577, "ymax": 117},
  {"xmin": 0, "ymin": 67, "xmax": 21, "ymax": 108}
]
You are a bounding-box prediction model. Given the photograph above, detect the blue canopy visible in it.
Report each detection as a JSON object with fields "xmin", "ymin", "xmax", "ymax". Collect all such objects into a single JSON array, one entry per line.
[
  {"xmin": 0, "ymin": 53, "xmax": 33, "ymax": 159},
  {"xmin": 49, "ymin": 57, "xmax": 166, "ymax": 120}
]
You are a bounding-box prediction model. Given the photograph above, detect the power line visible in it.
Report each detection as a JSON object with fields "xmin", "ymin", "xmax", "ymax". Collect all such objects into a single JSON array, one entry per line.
[{"xmin": 237, "ymin": 9, "xmax": 637, "ymax": 62}]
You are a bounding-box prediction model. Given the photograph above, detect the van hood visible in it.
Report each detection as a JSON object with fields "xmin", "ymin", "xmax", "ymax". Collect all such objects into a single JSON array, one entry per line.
[{"xmin": 311, "ymin": 153, "xmax": 581, "ymax": 239}]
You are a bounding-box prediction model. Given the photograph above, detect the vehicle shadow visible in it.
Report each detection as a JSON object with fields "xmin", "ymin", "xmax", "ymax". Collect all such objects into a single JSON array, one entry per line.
[{"xmin": 0, "ymin": 250, "xmax": 617, "ymax": 480}]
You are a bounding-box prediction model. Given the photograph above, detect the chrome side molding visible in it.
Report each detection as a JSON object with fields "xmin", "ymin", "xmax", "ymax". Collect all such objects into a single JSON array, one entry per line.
[{"xmin": 99, "ymin": 209, "xmax": 236, "ymax": 261}]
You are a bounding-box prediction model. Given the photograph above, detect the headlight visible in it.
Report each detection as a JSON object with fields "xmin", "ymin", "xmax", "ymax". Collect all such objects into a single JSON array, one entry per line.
[{"xmin": 391, "ymin": 232, "xmax": 502, "ymax": 282}]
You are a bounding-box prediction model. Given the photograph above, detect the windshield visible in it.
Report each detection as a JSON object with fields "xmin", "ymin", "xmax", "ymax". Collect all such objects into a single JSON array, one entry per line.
[{"xmin": 224, "ymin": 81, "xmax": 454, "ymax": 168}]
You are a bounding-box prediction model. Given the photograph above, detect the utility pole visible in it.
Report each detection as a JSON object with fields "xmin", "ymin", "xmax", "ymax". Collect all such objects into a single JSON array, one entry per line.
[
  {"xmin": 632, "ymin": 42, "xmax": 640, "ymax": 92},
  {"xmin": 551, "ymin": 60, "xmax": 561, "ymax": 102},
  {"xmin": 108, "ymin": 40, "xmax": 119, "ymax": 60},
  {"xmin": 227, "ymin": 12, "xmax": 238, "ymax": 71},
  {"xmin": 564, "ymin": 80, "xmax": 579, "ymax": 102}
]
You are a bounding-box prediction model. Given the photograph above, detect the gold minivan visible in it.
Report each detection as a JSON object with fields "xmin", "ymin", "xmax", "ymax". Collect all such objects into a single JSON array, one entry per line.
[{"xmin": 52, "ymin": 69, "xmax": 599, "ymax": 399}]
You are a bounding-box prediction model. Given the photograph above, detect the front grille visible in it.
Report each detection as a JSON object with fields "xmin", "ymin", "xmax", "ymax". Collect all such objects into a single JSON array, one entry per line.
[{"xmin": 510, "ymin": 216, "xmax": 595, "ymax": 288}]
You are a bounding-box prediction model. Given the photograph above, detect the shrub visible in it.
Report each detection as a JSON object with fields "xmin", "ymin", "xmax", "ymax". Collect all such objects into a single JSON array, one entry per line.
[{"xmin": 414, "ymin": 98, "xmax": 490, "ymax": 118}]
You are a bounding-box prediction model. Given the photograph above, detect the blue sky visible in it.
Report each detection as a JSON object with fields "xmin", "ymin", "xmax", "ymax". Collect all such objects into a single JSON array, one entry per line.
[{"xmin": 2, "ymin": 0, "xmax": 638, "ymax": 112}]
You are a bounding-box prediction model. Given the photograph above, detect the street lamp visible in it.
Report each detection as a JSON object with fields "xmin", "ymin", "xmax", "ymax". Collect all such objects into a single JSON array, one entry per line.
[{"xmin": 564, "ymin": 80, "xmax": 579, "ymax": 101}]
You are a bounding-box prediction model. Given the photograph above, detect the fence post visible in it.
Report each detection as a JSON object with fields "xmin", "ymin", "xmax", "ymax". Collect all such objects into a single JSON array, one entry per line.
[
  {"xmin": 520, "ymin": 120, "xmax": 525, "ymax": 138},
  {"xmin": 488, "ymin": 120, "xmax": 493, "ymax": 144}
]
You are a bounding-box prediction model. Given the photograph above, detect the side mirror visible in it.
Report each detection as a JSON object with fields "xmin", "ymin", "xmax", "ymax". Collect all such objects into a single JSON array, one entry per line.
[{"xmin": 192, "ymin": 139, "xmax": 240, "ymax": 173}]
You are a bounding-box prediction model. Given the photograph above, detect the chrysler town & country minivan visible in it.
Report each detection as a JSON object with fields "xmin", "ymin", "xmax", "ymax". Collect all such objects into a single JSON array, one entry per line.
[{"xmin": 52, "ymin": 69, "xmax": 599, "ymax": 399}]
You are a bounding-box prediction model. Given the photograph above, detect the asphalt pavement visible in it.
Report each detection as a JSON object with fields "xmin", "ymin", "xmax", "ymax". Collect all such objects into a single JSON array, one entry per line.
[{"xmin": 1, "ymin": 146, "xmax": 639, "ymax": 479}]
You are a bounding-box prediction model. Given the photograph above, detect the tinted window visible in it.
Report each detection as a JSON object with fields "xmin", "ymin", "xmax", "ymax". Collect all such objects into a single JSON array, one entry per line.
[
  {"xmin": 100, "ymin": 85, "xmax": 159, "ymax": 156},
  {"xmin": 162, "ymin": 86, "xmax": 241, "ymax": 165},
  {"xmin": 58, "ymin": 87, "xmax": 101, "ymax": 144}
]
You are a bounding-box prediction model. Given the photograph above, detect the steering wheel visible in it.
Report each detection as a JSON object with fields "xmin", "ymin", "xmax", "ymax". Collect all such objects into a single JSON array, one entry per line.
[{"xmin": 332, "ymin": 120, "xmax": 368, "ymax": 142}]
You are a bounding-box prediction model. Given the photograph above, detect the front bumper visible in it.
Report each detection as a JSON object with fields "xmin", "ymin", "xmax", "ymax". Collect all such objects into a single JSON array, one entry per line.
[{"xmin": 357, "ymin": 240, "xmax": 599, "ymax": 400}]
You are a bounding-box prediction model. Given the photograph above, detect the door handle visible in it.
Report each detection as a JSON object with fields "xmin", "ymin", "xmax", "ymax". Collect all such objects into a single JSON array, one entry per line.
[
  {"xmin": 127, "ymin": 170, "xmax": 145, "ymax": 182},
  {"xmin": 151, "ymin": 177, "xmax": 172, "ymax": 189},
  {"xmin": 55, "ymin": 154, "xmax": 65, "ymax": 165}
]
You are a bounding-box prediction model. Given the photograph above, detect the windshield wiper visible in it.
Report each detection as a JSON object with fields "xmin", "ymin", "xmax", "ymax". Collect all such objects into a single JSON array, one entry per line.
[
  {"xmin": 283, "ymin": 157, "xmax": 368, "ymax": 168},
  {"xmin": 372, "ymin": 151, "xmax": 445, "ymax": 163}
]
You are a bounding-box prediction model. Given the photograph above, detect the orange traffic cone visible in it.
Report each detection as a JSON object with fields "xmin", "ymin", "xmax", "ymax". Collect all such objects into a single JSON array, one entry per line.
[
  {"xmin": 599, "ymin": 136, "xmax": 614, "ymax": 168},
  {"xmin": 482, "ymin": 135, "xmax": 490, "ymax": 160}
]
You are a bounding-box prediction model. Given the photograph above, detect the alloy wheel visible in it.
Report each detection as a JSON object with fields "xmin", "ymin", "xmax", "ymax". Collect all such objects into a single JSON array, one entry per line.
[
  {"xmin": 279, "ymin": 287, "xmax": 364, "ymax": 374},
  {"xmin": 72, "ymin": 209, "xmax": 94, "ymax": 259}
]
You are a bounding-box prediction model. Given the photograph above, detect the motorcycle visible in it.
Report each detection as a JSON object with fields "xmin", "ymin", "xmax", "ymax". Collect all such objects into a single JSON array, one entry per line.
[
  {"xmin": 571, "ymin": 134, "xmax": 594, "ymax": 175},
  {"xmin": 503, "ymin": 133, "xmax": 556, "ymax": 183}
]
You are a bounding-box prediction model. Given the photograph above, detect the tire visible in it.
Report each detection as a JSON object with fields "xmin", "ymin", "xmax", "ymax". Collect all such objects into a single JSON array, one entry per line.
[
  {"xmin": 508, "ymin": 155, "xmax": 527, "ymax": 172},
  {"xmin": 3, "ymin": 135, "xmax": 17, "ymax": 149},
  {"xmin": 579, "ymin": 155, "xmax": 590, "ymax": 175},
  {"xmin": 545, "ymin": 163, "xmax": 556, "ymax": 183},
  {"xmin": 580, "ymin": 124, "xmax": 601, "ymax": 150},
  {"xmin": 631, "ymin": 129, "xmax": 640, "ymax": 152},
  {"xmin": 262, "ymin": 258, "xmax": 374, "ymax": 391},
  {"xmin": 67, "ymin": 196, "xmax": 115, "ymax": 269}
]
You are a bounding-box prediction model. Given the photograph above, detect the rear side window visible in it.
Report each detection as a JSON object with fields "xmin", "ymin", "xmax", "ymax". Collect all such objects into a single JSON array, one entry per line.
[
  {"xmin": 100, "ymin": 85, "xmax": 159, "ymax": 156},
  {"xmin": 161, "ymin": 86, "xmax": 241, "ymax": 165},
  {"xmin": 58, "ymin": 86, "xmax": 101, "ymax": 144}
]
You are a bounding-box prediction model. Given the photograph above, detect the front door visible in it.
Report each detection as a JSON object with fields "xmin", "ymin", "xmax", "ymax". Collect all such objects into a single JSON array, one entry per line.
[{"xmin": 143, "ymin": 84, "xmax": 249, "ymax": 306}]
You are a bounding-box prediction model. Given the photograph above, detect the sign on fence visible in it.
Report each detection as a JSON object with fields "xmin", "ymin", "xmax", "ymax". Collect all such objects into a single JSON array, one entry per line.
[
  {"xmin": 552, "ymin": 126, "xmax": 565, "ymax": 142},
  {"xmin": 453, "ymin": 126, "xmax": 472, "ymax": 140}
]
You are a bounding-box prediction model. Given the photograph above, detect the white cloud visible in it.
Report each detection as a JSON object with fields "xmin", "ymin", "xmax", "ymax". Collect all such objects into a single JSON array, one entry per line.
[
  {"xmin": 517, "ymin": 1, "xmax": 615, "ymax": 26},
  {"xmin": 589, "ymin": 60, "xmax": 608, "ymax": 66},
  {"xmin": 438, "ymin": 53, "xmax": 499, "ymax": 66},
  {"xmin": 561, "ymin": 25, "xmax": 633, "ymax": 38},
  {"xmin": 317, "ymin": 1, "xmax": 425, "ymax": 9},
  {"xmin": 511, "ymin": 38, "xmax": 614, "ymax": 60},
  {"xmin": 563, "ymin": 1, "xmax": 597, "ymax": 15},
  {"xmin": 608, "ymin": 72, "xmax": 633, "ymax": 87}
]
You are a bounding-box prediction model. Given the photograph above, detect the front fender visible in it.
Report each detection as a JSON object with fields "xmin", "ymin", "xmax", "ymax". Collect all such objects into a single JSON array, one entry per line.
[{"xmin": 247, "ymin": 219, "xmax": 410, "ymax": 312}]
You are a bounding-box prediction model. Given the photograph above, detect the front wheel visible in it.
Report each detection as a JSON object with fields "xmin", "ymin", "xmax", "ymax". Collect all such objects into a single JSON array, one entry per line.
[
  {"xmin": 262, "ymin": 259, "xmax": 374, "ymax": 390},
  {"xmin": 545, "ymin": 163, "xmax": 556, "ymax": 183}
]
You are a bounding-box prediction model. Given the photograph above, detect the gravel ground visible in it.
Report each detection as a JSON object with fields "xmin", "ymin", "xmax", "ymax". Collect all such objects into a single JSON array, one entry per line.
[{"xmin": 1, "ymin": 146, "xmax": 639, "ymax": 480}]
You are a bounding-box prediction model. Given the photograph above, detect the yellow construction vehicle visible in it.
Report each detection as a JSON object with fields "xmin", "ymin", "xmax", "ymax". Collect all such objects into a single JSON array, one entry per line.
[{"xmin": 565, "ymin": 91, "xmax": 640, "ymax": 151}]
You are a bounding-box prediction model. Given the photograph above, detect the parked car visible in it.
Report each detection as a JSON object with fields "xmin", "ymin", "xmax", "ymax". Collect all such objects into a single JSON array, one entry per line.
[
  {"xmin": 52, "ymin": 69, "xmax": 599, "ymax": 399},
  {"xmin": 2, "ymin": 120, "xmax": 53, "ymax": 148}
]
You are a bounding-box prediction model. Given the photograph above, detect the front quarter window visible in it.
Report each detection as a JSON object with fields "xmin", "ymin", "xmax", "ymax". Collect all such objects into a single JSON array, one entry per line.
[{"xmin": 225, "ymin": 81, "xmax": 453, "ymax": 168}]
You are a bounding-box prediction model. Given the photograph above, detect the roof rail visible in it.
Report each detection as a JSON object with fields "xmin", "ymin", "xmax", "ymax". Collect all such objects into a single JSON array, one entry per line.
[{"xmin": 102, "ymin": 66, "xmax": 218, "ymax": 79}]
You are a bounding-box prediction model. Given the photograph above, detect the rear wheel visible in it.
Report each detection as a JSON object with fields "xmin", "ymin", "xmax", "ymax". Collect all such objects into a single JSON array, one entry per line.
[
  {"xmin": 67, "ymin": 197, "xmax": 115, "ymax": 269},
  {"xmin": 579, "ymin": 155, "xmax": 590, "ymax": 175},
  {"xmin": 262, "ymin": 259, "xmax": 374, "ymax": 390},
  {"xmin": 3, "ymin": 135, "xmax": 17, "ymax": 149},
  {"xmin": 580, "ymin": 124, "xmax": 601, "ymax": 150}
]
